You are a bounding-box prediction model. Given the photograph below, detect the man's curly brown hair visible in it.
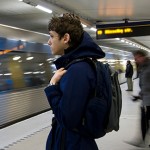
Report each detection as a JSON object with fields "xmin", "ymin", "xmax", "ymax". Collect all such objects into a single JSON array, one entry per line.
[{"xmin": 48, "ymin": 13, "xmax": 84, "ymax": 47}]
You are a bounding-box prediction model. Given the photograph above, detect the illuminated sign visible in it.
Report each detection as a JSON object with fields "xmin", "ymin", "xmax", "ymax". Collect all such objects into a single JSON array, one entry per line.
[
  {"xmin": 97, "ymin": 28, "xmax": 133, "ymax": 35},
  {"xmin": 96, "ymin": 21, "xmax": 150, "ymax": 39}
]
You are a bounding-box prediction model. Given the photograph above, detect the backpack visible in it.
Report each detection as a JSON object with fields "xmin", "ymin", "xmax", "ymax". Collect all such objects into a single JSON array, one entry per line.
[{"xmin": 65, "ymin": 58, "xmax": 122, "ymax": 139}]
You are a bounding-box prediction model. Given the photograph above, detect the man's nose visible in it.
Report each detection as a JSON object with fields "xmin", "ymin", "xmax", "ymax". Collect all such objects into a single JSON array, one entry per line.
[{"xmin": 48, "ymin": 39, "xmax": 51, "ymax": 45}]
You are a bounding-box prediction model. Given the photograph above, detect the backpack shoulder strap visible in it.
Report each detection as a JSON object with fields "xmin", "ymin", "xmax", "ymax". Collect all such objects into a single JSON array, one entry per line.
[
  {"xmin": 65, "ymin": 58, "xmax": 106, "ymax": 97},
  {"xmin": 65, "ymin": 58, "xmax": 95, "ymax": 70}
]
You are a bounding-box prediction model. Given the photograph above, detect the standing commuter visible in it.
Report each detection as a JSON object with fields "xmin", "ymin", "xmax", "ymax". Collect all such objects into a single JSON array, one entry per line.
[
  {"xmin": 125, "ymin": 60, "xmax": 133, "ymax": 91},
  {"xmin": 44, "ymin": 13, "xmax": 105, "ymax": 150},
  {"xmin": 126, "ymin": 50, "xmax": 150, "ymax": 148}
]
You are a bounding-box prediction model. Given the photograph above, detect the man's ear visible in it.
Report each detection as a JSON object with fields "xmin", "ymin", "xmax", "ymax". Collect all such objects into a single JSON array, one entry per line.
[{"xmin": 63, "ymin": 33, "xmax": 70, "ymax": 44}]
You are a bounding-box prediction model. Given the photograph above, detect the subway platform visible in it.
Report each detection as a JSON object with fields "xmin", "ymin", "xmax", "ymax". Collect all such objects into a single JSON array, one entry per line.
[{"xmin": 0, "ymin": 79, "xmax": 149, "ymax": 150}]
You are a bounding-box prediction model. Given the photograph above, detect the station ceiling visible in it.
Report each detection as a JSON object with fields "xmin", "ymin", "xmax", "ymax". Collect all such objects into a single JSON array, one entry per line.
[{"xmin": 0, "ymin": 0, "xmax": 150, "ymax": 56}]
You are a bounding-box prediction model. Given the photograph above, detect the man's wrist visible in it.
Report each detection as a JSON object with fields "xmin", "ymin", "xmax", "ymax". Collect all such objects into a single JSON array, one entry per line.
[
  {"xmin": 49, "ymin": 82, "xmax": 58, "ymax": 86},
  {"xmin": 50, "ymin": 82, "xmax": 56, "ymax": 85}
]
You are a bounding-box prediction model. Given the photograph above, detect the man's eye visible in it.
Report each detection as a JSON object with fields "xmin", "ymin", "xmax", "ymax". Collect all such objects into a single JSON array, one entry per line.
[{"xmin": 50, "ymin": 35, "xmax": 53, "ymax": 38}]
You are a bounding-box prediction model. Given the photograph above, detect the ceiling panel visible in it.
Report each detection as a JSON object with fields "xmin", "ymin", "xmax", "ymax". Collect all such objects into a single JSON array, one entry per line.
[{"xmin": 47, "ymin": 0, "xmax": 150, "ymax": 22}]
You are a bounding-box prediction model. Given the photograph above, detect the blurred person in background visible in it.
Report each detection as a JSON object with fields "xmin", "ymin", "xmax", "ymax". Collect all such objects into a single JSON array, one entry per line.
[
  {"xmin": 126, "ymin": 50, "xmax": 150, "ymax": 148},
  {"xmin": 44, "ymin": 13, "xmax": 105, "ymax": 150},
  {"xmin": 125, "ymin": 60, "xmax": 133, "ymax": 91}
]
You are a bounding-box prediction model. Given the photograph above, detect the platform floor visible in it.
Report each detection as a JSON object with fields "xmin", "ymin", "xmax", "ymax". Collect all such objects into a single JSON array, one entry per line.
[{"xmin": 0, "ymin": 79, "xmax": 149, "ymax": 150}]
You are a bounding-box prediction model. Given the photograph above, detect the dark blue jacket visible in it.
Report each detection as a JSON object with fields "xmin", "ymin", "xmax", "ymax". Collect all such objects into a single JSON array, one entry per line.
[{"xmin": 44, "ymin": 32, "xmax": 105, "ymax": 150}]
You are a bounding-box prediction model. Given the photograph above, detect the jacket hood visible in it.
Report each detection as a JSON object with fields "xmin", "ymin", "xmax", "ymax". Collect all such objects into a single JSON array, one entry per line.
[{"xmin": 54, "ymin": 31, "xmax": 105, "ymax": 69}]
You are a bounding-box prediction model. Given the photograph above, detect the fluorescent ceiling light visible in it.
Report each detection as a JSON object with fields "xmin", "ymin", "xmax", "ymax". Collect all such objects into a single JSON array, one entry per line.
[
  {"xmin": 35, "ymin": 5, "xmax": 52, "ymax": 13},
  {"xmin": 26, "ymin": 56, "xmax": 34, "ymax": 60},
  {"xmin": 0, "ymin": 24, "xmax": 49, "ymax": 36},
  {"xmin": 13, "ymin": 56, "xmax": 21, "ymax": 60},
  {"xmin": 90, "ymin": 27, "xmax": 97, "ymax": 32},
  {"xmin": 33, "ymin": 71, "xmax": 40, "ymax": 74},
  {"xmin": 39, "ymin": 63, "xmax": 43, "ymax": 66},
  {"xmin": 121, "ymin": 39, "xmax": 125, "ymax": 42},
  {"xmin": 4, "ymin": 73, "xmax": 12, "ymax": 76},
  {"xmin": 24, "ymin": 72, "xmax": 32, "ymax": 75},
  {"xmin": 47, "ymin": 58, "xmax": 54, "ymax": 61},
  {"xmin": 81, "ymin": 23, "xmax": 87, "ymax": 28},
  {"xmin": 115, "ymin": 38, "xmax": 120, "ymax": 40},
  {"xmin": 40, "ymin": 71, "xmax": 45, "ymax": 74}
]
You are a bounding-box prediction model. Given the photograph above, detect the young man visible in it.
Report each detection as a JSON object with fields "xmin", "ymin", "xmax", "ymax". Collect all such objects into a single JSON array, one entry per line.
[
  {"xmin": 44, "ymin": 13, "xmax": 105, "ymax": 150},
  {"xmin": 125, "ymin": 60, "xmax": 133, "ymax": 91}
]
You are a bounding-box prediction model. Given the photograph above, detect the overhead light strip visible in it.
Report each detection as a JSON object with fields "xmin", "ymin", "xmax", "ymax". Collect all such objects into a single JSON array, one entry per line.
[
  {"xmin": 116, "ymin": 38, "xmax": 150, "ymax": 52},
  {"xmin": 0, "ymin": 24, "xmax": 49, "ymax": 36},
  {"xmin": 100, "ymin": 45, "xmax": 132, "ymax": 54},
  {"xmin": 35, "ymin": 5, "xmax": 52, "ymax": 14}
]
